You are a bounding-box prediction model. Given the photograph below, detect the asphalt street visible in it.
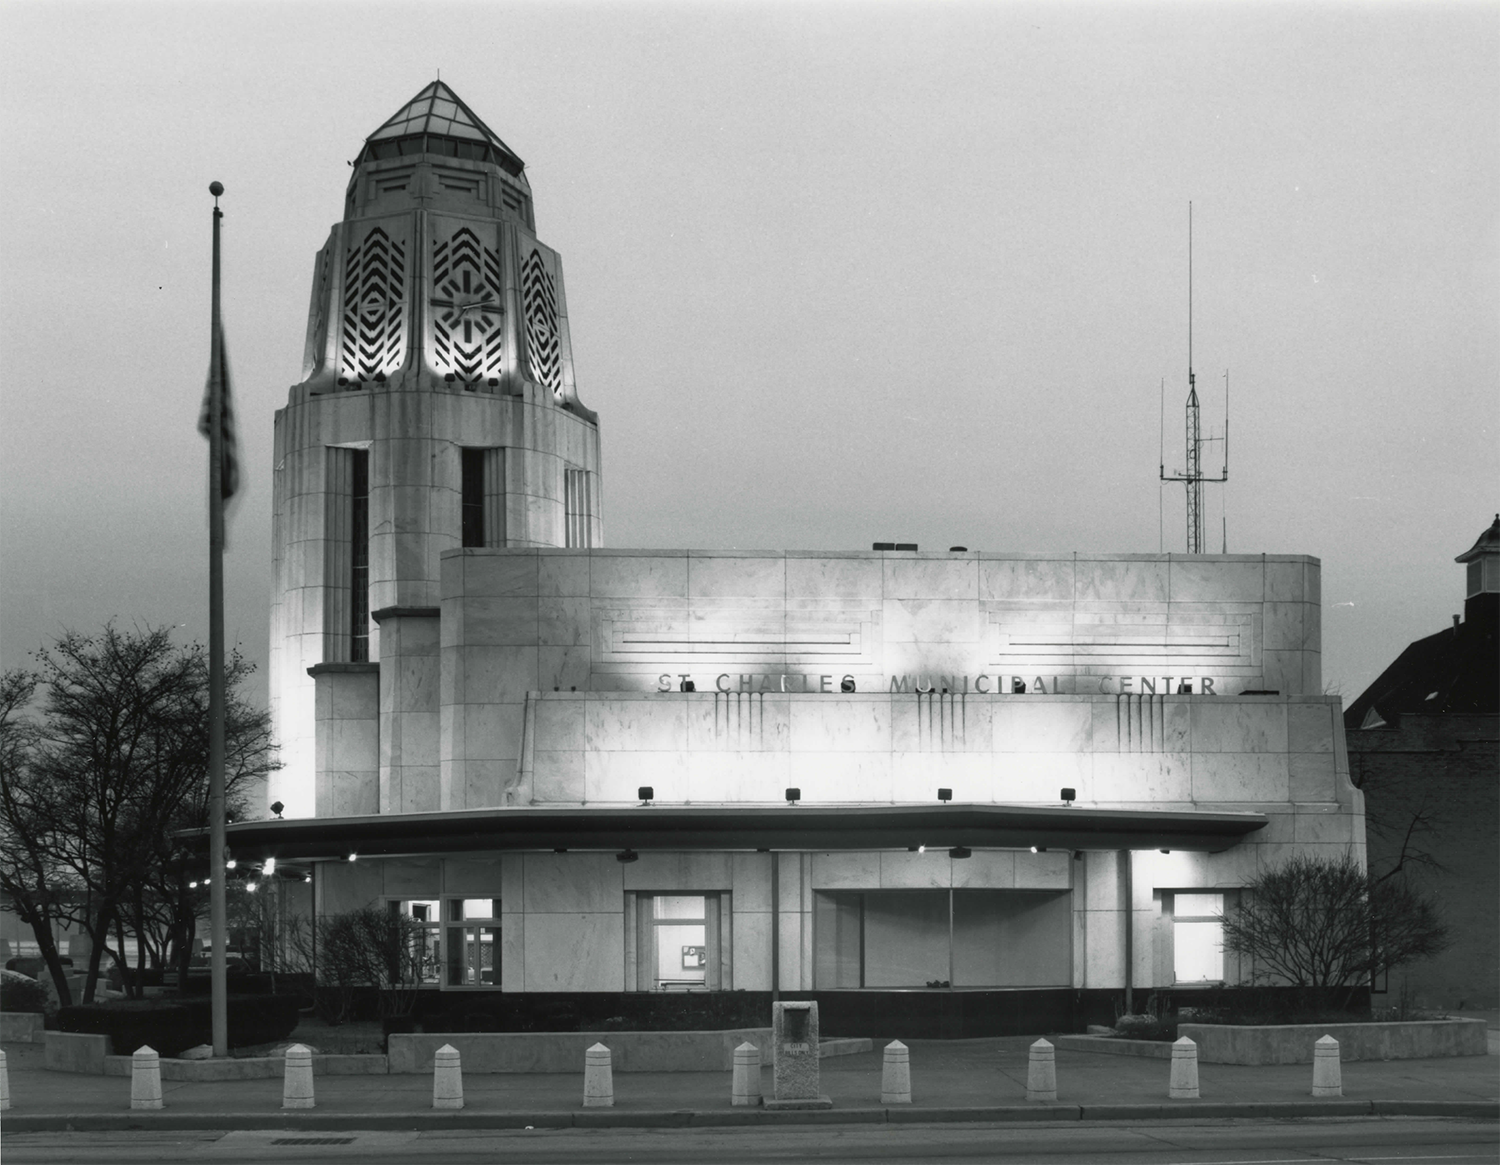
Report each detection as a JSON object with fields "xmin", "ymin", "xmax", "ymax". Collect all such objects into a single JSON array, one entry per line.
[{"xmin": 3, "ymin": 1117, "xmax": 1497, "ymax": 1165}]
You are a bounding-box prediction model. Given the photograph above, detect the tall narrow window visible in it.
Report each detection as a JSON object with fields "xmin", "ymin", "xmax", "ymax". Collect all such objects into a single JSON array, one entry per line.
[
  {"xmin": 460, "ymin": 447, "xmax": 505, "ymax": 548},
  {"xmin": 565, "ymin": 467, "xmax": 592, "ymax": 548},
  {"xmin": 349, "ymin": 449, "xmax": 370, "ymax": 661}
]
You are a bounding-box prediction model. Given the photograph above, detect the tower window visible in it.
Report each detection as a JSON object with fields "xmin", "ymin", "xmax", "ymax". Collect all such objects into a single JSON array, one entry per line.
[
  {"xmin": 350, "ymin": 449, "xmax": 370, "ymax": 661},
  {"xmin": 461, "ymin": 448, "xmax": 505, "ymax": 548},
  {"xmin": 565, "ymin": 467, "xmax": 592, "ymax": 549}
]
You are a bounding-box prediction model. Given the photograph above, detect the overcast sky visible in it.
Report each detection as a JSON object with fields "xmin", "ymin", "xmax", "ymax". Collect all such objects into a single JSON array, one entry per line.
[{"xmin": 1, "ymin": 1, "xmax": 1495, "ymax": 708}]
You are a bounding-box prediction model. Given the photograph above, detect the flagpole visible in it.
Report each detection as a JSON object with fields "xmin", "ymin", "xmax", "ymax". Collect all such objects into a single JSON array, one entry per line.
[{"xmin": 207, "ymin": 180, "xmax": 228, "ymax": 1059}]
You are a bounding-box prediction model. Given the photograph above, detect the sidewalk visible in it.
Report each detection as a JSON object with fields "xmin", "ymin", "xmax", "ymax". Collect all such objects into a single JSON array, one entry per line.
[{"xmin": 4, "ymin": 1036, "xmax": 1497, "ymax": 1132}]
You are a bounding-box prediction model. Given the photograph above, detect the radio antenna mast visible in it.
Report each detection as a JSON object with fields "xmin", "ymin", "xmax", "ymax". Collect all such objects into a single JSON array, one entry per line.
[{"xmin": 1160, "ymin": 202, "xmax": 1228, "ymax": 554}]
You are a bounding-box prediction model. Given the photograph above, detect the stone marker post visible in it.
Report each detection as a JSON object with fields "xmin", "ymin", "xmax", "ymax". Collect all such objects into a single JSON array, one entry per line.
[
  {"xmin": 583, "ymin": 1042, "xmax": 613, "ymax": 1107},
  {"xmin": 731, "ymin": 1041, "xmax": 762, "ymax": 1106},
  {"xmin": 1168, "ymin": 1035, "xmax": 1200, "ymax": 1099},
  {"xmin": 1311, "ymin": 1034, "xmax": 1342, "ymax": 1097},
  {"xmin": 283, "ymin": 1043, "xmax": 315, "ymax": 1109},
  {"xmin": 1, "ymin": 1048, "xmax": 10, "ymax": 1111},
  {"xmin": 131, "ymin": 1045, "xmax": 164, "ymax": 1110},
  {"xmin": 1026, "ymin": 1038, "xmax": 1057, "ymax": 1102},
  {"xmin": 881, "ymin": 1040, "xmax": 911, "ymax": 1104},
  {"xmin": 765, "ymin": 1000, "xmax": 832, "ymax": 1109},
  {"xmin": 433, "ymin": 1043, "xmax": 464, "ymax": 1110}
]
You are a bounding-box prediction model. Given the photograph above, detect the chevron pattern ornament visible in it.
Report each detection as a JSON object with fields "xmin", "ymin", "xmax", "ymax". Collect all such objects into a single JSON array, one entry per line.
[
  {"xmin": 521, "ymin": 247, "xmax": 561, "ymax": 395},
  {"xmin": 431, "ymin": 227, "xmax": 503, "ymax": 385},
  {"xmin": 340, "ymin": 227, "xmax": 407, "ymax": 384}
]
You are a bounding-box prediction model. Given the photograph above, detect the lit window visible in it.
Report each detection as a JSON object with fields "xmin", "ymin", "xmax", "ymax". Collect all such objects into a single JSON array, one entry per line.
[
  {"xmin": 445, "ymin": 898, "xmax": 501, "ymax": 987},
  {"xmin": 635, "ymin": 894, "xmax": 718, "ymax": 991},
  {"xmin": 1173, "ymin": 892, "xmax": 1225, "ymax": 983}
]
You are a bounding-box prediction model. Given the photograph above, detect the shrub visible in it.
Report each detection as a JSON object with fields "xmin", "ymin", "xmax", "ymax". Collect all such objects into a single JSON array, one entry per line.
[
  {"xmin": 57, "ymin": 993, "xmax": 300, "ymax": 1057},
  {"xmin": 1, "ymin": 969, "xmax": 50, "ymax": 1014}
]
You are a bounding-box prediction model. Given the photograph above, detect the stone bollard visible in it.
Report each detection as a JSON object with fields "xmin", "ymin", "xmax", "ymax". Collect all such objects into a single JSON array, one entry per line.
[
  {"xmin": 131, "ymin": 1045, "xmax": 164, "ymax": 1110},
  {"xmin": 283, "ymin": 1043, "xmax": 315, "ymax": 1109},
  {"xmin": 881, "ymin": 1040, "xmax": 912, "ymax": 1104},
  {"xmin": 1168, "ymin": 1036, "xmax": 1200, "ymax": 1100},
  {"xmin": 1026, "ymin": 1038, "xmax": 1057, "ymax": 1102},
  {"xmin": 1, "ymin": 1048, "xmax": 10, "ymax": 1112},
  {"xmin": 433, "ymin": 1043, "xmax": 464, "ymax": 1110},
  {"xmin": 731, "ymin": 1041, "xmax": 762, "ymax": 1106},
  {"xmin": 1311, "ymin": 1034, "xmax": 1342, "ymax": 1098},
  {"xmin": 583, "ymin": 1042, "xmax": 613, "ymax": 1108}
]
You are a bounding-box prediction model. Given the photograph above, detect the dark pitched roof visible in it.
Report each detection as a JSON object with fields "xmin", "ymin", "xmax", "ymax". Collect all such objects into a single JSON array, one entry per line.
[
  {"xmin": 1456, "ymin": 513, "xmax": 1500, "ymax": 563},
  {"xmin": 1344, "ymin": 604, "xmax": 1499, "ymax": 728}
]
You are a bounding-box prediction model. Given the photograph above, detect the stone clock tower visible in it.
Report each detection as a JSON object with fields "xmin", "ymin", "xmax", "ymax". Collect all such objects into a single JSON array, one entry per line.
[{"xmin": 268, "ymin": 83, "xmax": 602, "ymax": 817}]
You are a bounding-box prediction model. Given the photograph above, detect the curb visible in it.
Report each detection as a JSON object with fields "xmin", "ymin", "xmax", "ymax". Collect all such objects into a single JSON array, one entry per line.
[{"xmin": 4, "ymin": 1100, "xmax": 1496, "ymax": 1132}]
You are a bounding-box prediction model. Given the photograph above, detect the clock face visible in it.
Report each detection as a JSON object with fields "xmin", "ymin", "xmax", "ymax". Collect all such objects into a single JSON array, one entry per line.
[{"xmin": 431, "ymin": 227, "xmax": 504, "ymax": 383}]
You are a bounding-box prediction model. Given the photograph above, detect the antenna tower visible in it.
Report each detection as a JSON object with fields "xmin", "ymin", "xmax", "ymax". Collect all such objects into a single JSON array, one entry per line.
[{"xmin": 1160, "ymin": 203, "xmax": 1228, "ymax": 554}]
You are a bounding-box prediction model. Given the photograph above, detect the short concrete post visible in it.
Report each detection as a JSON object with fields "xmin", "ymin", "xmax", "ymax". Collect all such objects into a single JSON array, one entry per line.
[
  {"xmin": 1, "ymin": 1048, "xmax": 10, "ymax": 1111},
  {"xmin": 282, "ymin": 1043, "xmax": 315, "ymax": 1109},
  {"xmin": 131, "ymin": 1045, "xmax": 163, "ymax": 1110},
  {"xmin": 1026, "ymin": 1038, "xmax": 1057, "ymax": 1102},
  {"xmin": 731, "ymin": 1041, "xmax": 762, "ymax": 1106},
  {"xmin": 432, "ymin": 1043, "xmax": 463, "ymax": 1110},
  {"xmin": 881, "ymin": 1040, "xmax": 911, "ymax": 1104},
  {"xmin": 583, "ymin": 1042, "xmax": 613, "ymax": 1108},
  {"xmin": 1311, "ymin": 1034, "xmax": 1342, "ymax": 1098},
  {"xmin": 1168, "ymin": 1035, "xmax": 1200, "ymax": 1099}
]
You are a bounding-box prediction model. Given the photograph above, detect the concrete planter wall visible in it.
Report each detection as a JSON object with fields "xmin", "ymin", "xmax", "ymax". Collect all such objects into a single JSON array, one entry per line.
[
  {"xmin": 1177, "ymin": 1019, "xmax": 1489, "ymax": 1064},
  {"xmin": 1, "ymin": 1012, "xmax": 46, "ymax": 1043},
  {"xmin": 101, "ymin": 1053, "xmax": 389, "ymax": 1080},
  {"xmin": 388, "ymin": 1028, "xmax": 774, "ymax": 1074}
]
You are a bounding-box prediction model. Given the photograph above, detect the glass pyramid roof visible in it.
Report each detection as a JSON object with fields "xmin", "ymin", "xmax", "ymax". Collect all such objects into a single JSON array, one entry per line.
[{"xmin": 363, "ymin": 82, "xmax": 525, "ymax": 173}]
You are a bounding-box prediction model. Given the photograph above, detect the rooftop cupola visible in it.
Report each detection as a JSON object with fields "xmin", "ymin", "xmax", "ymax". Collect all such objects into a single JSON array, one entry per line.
[
  {"xmin": 1456, "ymin": 513, "xmax": 1500, "ymax": 625},
  {"xmin": 343, "ymin": 81, "xmax": 534, "ymax": 227}
]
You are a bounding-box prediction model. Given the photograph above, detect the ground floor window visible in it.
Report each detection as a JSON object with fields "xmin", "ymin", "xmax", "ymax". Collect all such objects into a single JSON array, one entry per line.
[
  {"xmin": 633, "ymin": 893, "xmax": 722, "ymax": 991},
  {"xmin": 814, "ymin": 889, "xmax": 1072, "ymax": 988},
  {"xmin": 389, "ymin": 899, "xmax": 443, "ymax": 985},
  {"xmin": 1171, "ymin": 892, "xmax": 1225, "ymax": 984},
  {"xmin": 445, "ymin": 898, "xmax": 500, "ymax": 987}
]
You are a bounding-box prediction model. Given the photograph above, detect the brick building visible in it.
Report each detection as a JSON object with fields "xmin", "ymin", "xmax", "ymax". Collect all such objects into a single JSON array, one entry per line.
[{"xmin": 1344, "ymin": 515, "xmax": 1500, "ymax": 1009}]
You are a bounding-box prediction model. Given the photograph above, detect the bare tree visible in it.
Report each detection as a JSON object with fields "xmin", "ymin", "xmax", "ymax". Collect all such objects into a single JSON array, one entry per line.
[
  {"xmin": 0, "ymin": 626, "xmax": 276, "ymax": 1002},
  {"xmin": 1221, "ymin": 852, "xmax": 1450, "ymax": 1006}
]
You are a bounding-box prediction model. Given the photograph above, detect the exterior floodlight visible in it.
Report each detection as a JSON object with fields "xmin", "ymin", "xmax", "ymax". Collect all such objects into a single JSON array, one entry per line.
[
  {"xmin": 270, "ymin": 801, "xmax": 285, "ymax": 819},
  {"xmin": 1061, "ymin": 787, "xmax": 1076, "ymax": 806},
  {"xmin": 785, "ymin": 788, "xmax": 801, "ymax": 805},
  {"xmin": 347, "ymin": 852, "xmax": 358, "ymax": 862},
  {"xmin": 638, "ymin": 786, "xmax": 654, "ymax": 805},
  {"xmin": 225, "ymin": 858, "xmax": 237, "ymax": 870},
  {"xmin": 1030, "ymin": 845, "xmax": 1047, "ymax": 854},
  {"xmin": 262, "ymin": 857, "xmax": 276, "ymax": 876},
  {"xmin": 246, "ymin": 881, "xmax": 258, "ymax": 893},
  {"xmin": 949, "ymin": 846, "xmax": 972, "ymax": 859},
  {"xmin": 840, "ymin": 677, "xmax": 856, "ymax": 692},
  {"xmin": 1160, "ymin": 848, "xmax": 1171, "ymax": 854},
  {"xmin": 304, "ymin": 874, "xmax": 313, "ymax": 884},
  {"xmin": 553, "ymin": 847, "xmax": 568, "ymax": 854},
  {"xmin": 189, "ymin": 880, "xmax": 199, "ymax": 889},
  {"xmin": 937, "ymin": 788, "xmax": 953, "ymax": 802},
  {"xmin": 679, "ymin": 679, "xmax": 696, "ymax": 692},
  {"xmin": 949, "ymin": 546, "xmax": 967, "ymax": 552},
  {"xmin": 616, "ymin": 849, "xmax": 639, "ymax": 863}
]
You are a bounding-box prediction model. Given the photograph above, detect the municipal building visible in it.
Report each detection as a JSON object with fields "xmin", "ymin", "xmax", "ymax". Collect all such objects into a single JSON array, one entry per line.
[{"xmin": 226, "ymin": 83, "xmax": 1364, "ymax": 1035}]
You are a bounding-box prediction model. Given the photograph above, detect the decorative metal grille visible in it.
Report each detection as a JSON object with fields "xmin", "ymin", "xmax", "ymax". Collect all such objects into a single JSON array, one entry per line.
[
  {"xmin": 521, "ymin": 247, "xmax": 561, "ymax": 395},
  {"xmin": 432, "ymin": 228, "xmax": 503, "ymax": 384},
  {"xmin": 340, "ymin": 227, "xmax": 406, "ymax": 383}
]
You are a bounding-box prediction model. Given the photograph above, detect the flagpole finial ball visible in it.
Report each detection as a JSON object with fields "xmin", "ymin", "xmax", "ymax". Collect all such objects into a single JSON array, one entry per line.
[{"xmin": 209, "ymin": 181, "xmax": 224, "ymax": 197}]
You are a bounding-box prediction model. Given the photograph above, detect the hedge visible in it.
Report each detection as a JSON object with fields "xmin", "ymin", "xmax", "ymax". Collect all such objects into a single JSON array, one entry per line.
[
  {"xmin": 57, "ymin": 993, "xmax": 301, "ymax": 1057},
  {"xmin": 1, "ymin": 970, "xmax": 50, "ymax": 1014}
]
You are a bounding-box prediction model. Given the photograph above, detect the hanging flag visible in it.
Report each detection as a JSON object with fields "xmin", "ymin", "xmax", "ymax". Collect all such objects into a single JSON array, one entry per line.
[{"xmin": 198, "ymin": 329, "xmax": 239, "ymax": 500}]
